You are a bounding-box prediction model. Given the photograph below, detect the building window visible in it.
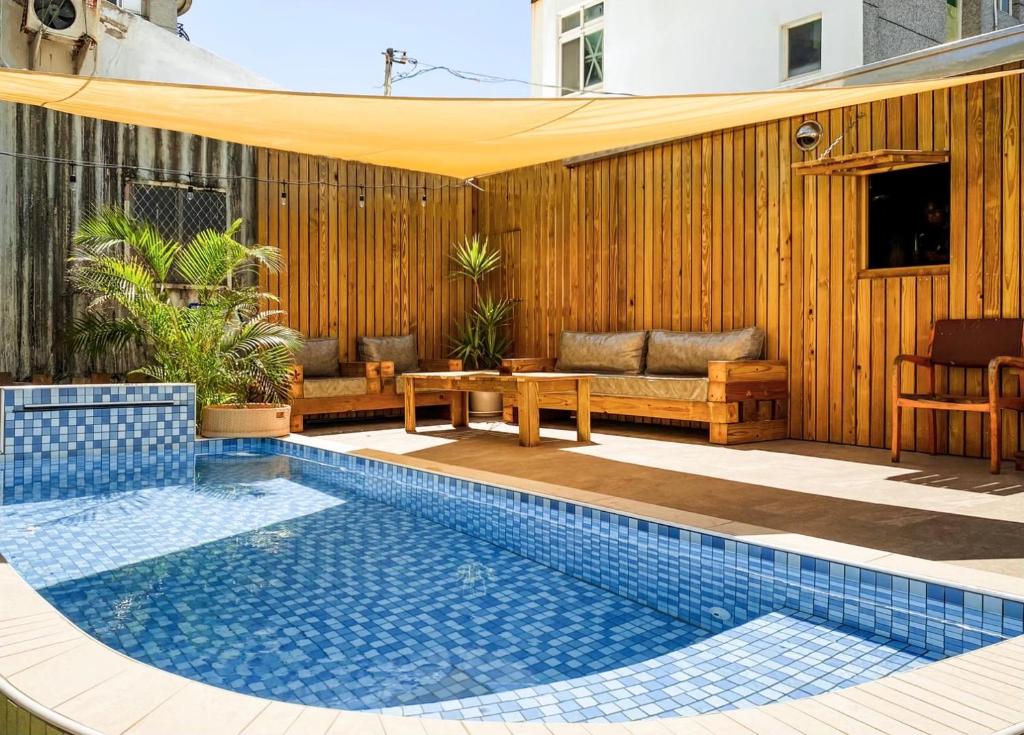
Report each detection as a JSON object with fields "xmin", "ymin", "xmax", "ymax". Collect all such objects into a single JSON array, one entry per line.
[
  {"xmin": 865, "ymin": 164, "xmax": 950, "ymax": 271},
  {"xmin": 559, "ymin": 2, "xmax": 604, "ymax": 95},
  {"xmin": 998, "ymin": 0, "xmax": 1011, "ymax": 14},
  {"xmin": 128, "ymin": 181, "xmax": 230, "ymax": 283},
  {"xmin": 784, "ymin": 17, "xmax": 822, "ymax": 79}
]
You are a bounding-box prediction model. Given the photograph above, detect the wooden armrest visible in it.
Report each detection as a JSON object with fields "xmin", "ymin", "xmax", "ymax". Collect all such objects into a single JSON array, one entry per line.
[
  {"xmin": 500, "ymin": 357, "xmax": 557, "ymax": 374},
  {"xmin": 989, "ymin": 356, "xmax": 1024, "ymax": 372},
  {"xmin": 707, "ymin": 360, "xmax": 787, "ymax": 402},
  {"xmin": 289, "ymin": 365, "xmax": 304, "ymax": 399},
  {"xmin": 893, "ymin": 354, "xmax": 933, "ymax": 369},
  {"xmin": 339, "ymin": 361, "xmax": 383, "ymax": 379},
  {"xmin": 420, "ymin": 359, "xmax": 463, "ymax": 372}
]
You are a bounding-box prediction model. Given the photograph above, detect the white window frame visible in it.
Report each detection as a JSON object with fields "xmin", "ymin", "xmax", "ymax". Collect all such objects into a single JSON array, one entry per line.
[
  {"xmin": 781, "ymin": 14, "xmax": 823, "ymax": 82},
  {"xmin": 997, "ymin": 0, "xmax": 1012, "ymax": 15},
  {"xmin": 557, "ymin": 2, "xmax": 605, "ymax": 96}
]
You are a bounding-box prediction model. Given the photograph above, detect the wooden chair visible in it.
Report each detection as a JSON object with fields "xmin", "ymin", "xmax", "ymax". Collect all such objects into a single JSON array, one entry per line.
[{"xmin": 891, "ymin": 318, "xmax": 1024, "ymax": 474}]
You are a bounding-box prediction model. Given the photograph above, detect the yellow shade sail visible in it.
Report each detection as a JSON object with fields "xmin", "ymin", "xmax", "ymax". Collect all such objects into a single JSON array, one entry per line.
[{"xmin": 0, "ymin": 67, "xmax": 1017, "ymax": 179}]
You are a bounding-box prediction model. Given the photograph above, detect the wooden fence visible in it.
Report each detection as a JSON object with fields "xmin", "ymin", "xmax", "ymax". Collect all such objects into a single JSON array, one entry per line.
[{"xmin": 258, "ymin": 70, "xmax": 1024, "ymax": 459}]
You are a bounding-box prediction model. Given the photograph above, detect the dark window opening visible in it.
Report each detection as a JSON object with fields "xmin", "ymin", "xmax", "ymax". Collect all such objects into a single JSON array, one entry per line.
[
  {"xmin": 786, "ymin": 18, "xmax": 822, "ymax": 78},
  {"xmin": 867, "ymin": 163, "xmax": 950, "ymax": 270}
]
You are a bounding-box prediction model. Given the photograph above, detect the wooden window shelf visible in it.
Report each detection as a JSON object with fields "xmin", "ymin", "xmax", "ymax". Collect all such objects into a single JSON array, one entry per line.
[
  {"xmin": 857, "ymin": 264, "xmax": 950, "ymax": 279},
  {"xmin": 792, "ymin": 149, "xmax": 949, "ymax": 176}
]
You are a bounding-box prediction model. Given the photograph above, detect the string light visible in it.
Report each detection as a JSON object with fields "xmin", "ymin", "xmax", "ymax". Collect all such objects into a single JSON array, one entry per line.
[
  {"xmin": 280, "ymin": 189, "xmax": 287, "ymax": 206},
  {"xmin": 421, "ymin": 188, "xmax": 427, "ymax": 207},
  {"xmin": 0, "ymin": 148, "xmax": 479, "ymax": 201},
  {"xmin": 68, "ymin": 164, "xmax": 77, "ymax": 189},
  {"xmin": 186, "ymin": 175, "xmax": 195, "ymax": 201}
]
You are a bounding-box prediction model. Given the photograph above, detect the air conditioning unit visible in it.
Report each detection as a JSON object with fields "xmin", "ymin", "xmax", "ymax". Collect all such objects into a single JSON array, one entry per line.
[{"xmin": 24, "ymin": 0, "xmax": 100, "ymax": 44}]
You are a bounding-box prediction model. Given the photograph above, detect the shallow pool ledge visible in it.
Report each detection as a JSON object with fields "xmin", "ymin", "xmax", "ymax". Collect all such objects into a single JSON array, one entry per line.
[{"xmin": 2, "ymin": 535, "xmax": 1024, "ymax": 732}]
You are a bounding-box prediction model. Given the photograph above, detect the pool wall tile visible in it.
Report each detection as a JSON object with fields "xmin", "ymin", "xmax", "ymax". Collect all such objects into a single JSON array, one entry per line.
[
  {"xmin": 1, "ymin": 384, "xmax": 195, "ymax": 457},
  {"xmin": 230, "ymin": 437, "xmax": 1023, "ymax": 660}
]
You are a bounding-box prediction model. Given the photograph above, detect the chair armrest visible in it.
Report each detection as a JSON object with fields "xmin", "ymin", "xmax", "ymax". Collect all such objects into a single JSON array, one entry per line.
[
  {"xmin": 707, "ymin": 360, "xmax": 787, "ymax": 402},
  {"xmin": 339, "ymin": 361, "xmax": 384, "ymax": 379},
  {"xmin": 988, "ymin": 356, "xmax": 1024, "ymax": 398},
  {"xmin": 893, "ymin": 354, "xmax": 933, "ymax": 369},
  {"xmin": 289, "ymin": 365, "xmax": 304, "ymax": 399},
  {"xmin": 420, "ymin": 359, "xmax": 463, "ymax": 372},
  {"xmin": 500, "ymin": 357, "xmax": 557, "ymax": 374}
]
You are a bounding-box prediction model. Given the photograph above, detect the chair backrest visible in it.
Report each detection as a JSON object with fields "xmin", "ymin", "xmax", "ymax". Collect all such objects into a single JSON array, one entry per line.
[{"xmin": 930, "ymin": 319, "xmax": 1024, "ymax": 367}]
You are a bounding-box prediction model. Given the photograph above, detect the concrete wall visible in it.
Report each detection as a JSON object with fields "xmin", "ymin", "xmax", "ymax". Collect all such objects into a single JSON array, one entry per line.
[{"xmin": 0, "ymin": 103, "xmax": 256, "ymax": 379}]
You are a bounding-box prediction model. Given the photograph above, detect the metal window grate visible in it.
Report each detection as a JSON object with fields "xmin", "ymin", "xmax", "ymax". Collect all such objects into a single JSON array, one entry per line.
[{"xmin": 128, "ymin": 181, "xmax": 230, "ymax": 284}]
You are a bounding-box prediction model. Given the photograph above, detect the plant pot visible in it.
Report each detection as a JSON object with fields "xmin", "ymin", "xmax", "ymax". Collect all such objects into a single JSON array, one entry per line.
[
  {"xmin": 469, "ymin": 390, "xmax": 503, "ymax": 417},
  {"xmin": 201, "ymin": 403, "xmax": 291, "ymax": 438}
]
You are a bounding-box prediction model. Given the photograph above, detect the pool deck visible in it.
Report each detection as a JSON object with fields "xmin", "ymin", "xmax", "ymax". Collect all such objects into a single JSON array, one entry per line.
[{"xmin": 2, "ymin": 421, "xmax": 1024, "ymax": 734}]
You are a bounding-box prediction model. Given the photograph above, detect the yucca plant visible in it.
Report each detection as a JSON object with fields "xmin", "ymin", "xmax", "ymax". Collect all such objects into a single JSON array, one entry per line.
[
  {"xmin": 449, "ymin": 234, "xmax": 515, "ymax": 369},
  {"xmin": 67, "ymin": 208, "xmax": 301, "ymax": 425}
]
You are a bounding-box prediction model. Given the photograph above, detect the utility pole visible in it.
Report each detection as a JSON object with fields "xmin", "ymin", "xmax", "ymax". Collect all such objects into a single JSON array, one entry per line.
[{"xmin": 382, "ymin": 48, "xmax": 409, "ymax": 96}]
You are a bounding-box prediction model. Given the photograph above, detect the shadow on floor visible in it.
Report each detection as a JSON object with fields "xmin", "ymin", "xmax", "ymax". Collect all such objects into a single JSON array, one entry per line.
[{"xmin": 304, "ymin": 416, "xmax": 1024, "ymax": 566}]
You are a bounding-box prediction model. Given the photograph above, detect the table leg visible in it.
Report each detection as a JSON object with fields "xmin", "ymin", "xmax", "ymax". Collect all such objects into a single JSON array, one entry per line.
[
  {"xmin": 404, "ymin": 378, "xmax": 417, "ymax": 433},
  {"xmin": 517, "ymin": 381, "xmax": 540, "ymax": 447},
  {"xmin": 451, "ymin": 391, "xmax": 469, "ymax": 428},
  {"xmin": 576, "ymin": 379, "xmax": 591, "ymax": 442}
]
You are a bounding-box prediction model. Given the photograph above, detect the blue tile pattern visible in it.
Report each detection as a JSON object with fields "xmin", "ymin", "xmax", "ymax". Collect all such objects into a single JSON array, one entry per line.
[
  {"xmin": 0, "ymin": 436, "xmax": 1020, "ymax": 723},
  {"xmin": 0, "ymin": 384, "xmax": 194, "ymax": 457}
]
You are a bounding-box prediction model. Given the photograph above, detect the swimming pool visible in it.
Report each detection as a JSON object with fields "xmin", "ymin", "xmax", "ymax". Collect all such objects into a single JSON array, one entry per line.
[{"xmin": 1, "ymin": 438, "xmax": 1022, "ymax": 723}]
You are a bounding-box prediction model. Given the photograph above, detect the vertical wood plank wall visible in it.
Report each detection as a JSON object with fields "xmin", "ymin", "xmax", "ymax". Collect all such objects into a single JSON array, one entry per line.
[
  {"xmin": 258, "ymin": 71, "xmax": 1024, "ymax": 459},
  {"xmin": 256, "ymin": 150, "xmax": 475, "ymax": 363},
  {"xmin": 476, "ymin": 72, "xmax": 1024, "ymax": 459}
]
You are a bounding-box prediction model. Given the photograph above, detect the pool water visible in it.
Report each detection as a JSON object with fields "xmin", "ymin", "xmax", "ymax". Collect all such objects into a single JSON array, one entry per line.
[{"xmin": 0, "ymin": 449, "xmax": 1013, "ymax": 723}]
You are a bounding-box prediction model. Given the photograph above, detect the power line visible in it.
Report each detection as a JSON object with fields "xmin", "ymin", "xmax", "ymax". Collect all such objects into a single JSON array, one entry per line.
[
  {"xmin": 391, "ymin": 58, "xmax": 635, "ymax": 97},
  {"xmin": 0, "ymin": 148, "xmax": 477, "ymax": 192}
]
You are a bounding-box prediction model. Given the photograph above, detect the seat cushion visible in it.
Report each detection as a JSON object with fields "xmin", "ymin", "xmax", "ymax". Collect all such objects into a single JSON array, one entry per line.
[
  {"xmin": 646, "ymin": 327, "xmax": 764, "ymax": 376},
  {"xmin": 591, "ymin": 374, "xmax": 708, "ymax": 402},
  {"xmin": 556, "ymin": 331, "xmax": 647, "ymax": 375},
  {"xmin": 300, "ymin": 377, "xmax": 368, "ymax": 399},
  {"xmin": 295, "ymin": 337, "xmax": 339, "ymax": 377},
  {"xmin": 358, "ymin": 334, "xmax": 419, "ymax": 374}
]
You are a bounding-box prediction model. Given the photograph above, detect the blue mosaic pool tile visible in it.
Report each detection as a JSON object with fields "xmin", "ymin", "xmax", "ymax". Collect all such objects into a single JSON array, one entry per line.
[
  {"xmin": 1, "ymin": 384, "xmax": 194, "ymax": 457},
  {"xmin": 2, "ymin": 435, "xmax": 1022, "ymax": 722}
]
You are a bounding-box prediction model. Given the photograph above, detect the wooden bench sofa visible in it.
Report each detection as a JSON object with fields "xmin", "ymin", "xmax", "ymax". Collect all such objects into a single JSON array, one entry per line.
[
  {"xmin": 500, "ymin": 328, "xmax": 788, "ymax": 445},
  {"xmin": 289, "ymin": 335, "xmax": 462, "ymax": 432}
]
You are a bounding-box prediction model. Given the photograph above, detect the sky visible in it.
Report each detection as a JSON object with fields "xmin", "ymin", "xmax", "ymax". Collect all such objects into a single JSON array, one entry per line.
[{"xmin": 181, "ymin": 1, "xmax": 532, "ymax": 98}]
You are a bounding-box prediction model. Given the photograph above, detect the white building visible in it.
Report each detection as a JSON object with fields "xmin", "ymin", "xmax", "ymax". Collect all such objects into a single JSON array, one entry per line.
[
  {"xmin": 529, "ymin": 0, "xmax": 1023, "ymax": 96},
  {"xmin": 0, "ymin": 0, "xmax": 273, "ymax": 87}
]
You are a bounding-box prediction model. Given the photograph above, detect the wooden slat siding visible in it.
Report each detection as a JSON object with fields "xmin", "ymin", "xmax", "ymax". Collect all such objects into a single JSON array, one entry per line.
[
  {"xmin": 250, "ymin": 67, "xmax": 1023, "ymax": 457},
  {"xmin": 255, "ymin": 150, "xmax": 473, "ymax": 362}
]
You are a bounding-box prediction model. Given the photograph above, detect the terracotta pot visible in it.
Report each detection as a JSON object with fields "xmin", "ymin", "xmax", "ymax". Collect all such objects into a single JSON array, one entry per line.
[
  {"xmin": 201, "ymin": 403, "xmax": 291, "ymax": 438},
  {"xmin": 469, "ymin": 390, "xmax": 503, "ymax": 417}
]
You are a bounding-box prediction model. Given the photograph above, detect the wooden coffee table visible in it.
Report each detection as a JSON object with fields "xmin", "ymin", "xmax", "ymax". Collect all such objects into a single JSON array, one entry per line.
[{"xmin": 402, "ymin": 371, "xmax": 591, "ymax": 447}]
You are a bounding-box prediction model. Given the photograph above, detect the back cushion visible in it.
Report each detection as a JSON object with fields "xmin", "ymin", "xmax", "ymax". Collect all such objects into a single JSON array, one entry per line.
[
  {"xmin": 931, "ymin": 318, "xmax": 1024, "ymax": 367},
  {"xmin": 556, "ymin": 331, "xmax": 647, "ymax": 375},
  {"xmin": 358, "ymin": 334, "xmax": 419, "ymax": 374},
  {"xmin": 646, "ymin": 327, "xmax": 765, "ymax": 376},
  {"xmin": 295, "ymin": 337, "xmax": 339, "ymax": 377}
]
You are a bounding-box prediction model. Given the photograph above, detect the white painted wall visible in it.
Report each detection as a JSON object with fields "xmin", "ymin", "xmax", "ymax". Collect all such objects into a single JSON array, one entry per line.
[
  {"xmin": 0, "ymin": 0, "xmax": 274, "ymax": 88},
  {"xmin": 531, "ymin": 0, "xmax": 864, "ymax": 96}
]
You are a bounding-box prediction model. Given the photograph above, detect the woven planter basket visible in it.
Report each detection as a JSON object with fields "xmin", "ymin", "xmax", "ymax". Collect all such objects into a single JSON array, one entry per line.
[{"xmin": 201, "ymin": 403, "xmax": 291, "ymax": 438}]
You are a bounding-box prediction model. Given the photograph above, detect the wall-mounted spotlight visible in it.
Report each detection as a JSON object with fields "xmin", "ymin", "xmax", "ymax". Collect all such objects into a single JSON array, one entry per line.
[{"xmin": 794, "ymin": 120, "xmax": 823, "ymax": 152}]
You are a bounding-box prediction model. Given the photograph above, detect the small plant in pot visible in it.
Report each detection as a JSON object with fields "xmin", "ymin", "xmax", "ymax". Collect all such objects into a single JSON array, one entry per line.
[
  {"xmin": 67, "ymin": 208, "xmax": 301, "ymax": 437},
  {"xmin": 449, "ymin": 234, "xmax": 515, "ymax": 416}
]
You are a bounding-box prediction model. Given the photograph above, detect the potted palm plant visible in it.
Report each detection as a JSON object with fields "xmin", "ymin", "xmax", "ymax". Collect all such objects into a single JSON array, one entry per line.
[
  {"xmin": 450, "ymin": 234, "xmax": 515, "ymax": 416},
  {"xmin": 67, "ymin": 208, "xmax": 301, "ymax": 437}
]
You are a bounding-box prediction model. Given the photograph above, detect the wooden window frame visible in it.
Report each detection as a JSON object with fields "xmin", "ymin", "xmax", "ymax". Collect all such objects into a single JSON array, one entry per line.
[{"xmin": 855, "ymin": 176, "xmax": 952, "ymax": 280}]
